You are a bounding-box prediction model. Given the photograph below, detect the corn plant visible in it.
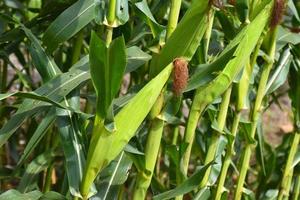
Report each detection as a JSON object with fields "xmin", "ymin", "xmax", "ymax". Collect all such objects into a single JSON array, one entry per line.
[{"xmin": 0, "ymin": 0, "xmax": 300, "ymax": 200}]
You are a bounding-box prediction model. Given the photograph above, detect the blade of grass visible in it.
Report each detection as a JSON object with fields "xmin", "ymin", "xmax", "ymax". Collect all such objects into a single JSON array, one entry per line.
[
  {"xmin": 17, "ymin": 150, "xmax": 55, "ymax": 193},
  {"xmin": 42, "ymin": 0, "xmax": 95, "ymax": 52},
  {"xmin": 17, "ymin": 108, "xmax": 56, "ymax": 165}
]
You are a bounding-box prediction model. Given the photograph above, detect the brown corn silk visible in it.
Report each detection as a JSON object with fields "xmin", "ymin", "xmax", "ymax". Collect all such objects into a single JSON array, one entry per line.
[
  {"xmin": 270, "ymin": 0, "xmax": 286, "ymax": 28},
  {"xmin": 172, "ymin": 58, "xmax": 188, "ymax": 96}
]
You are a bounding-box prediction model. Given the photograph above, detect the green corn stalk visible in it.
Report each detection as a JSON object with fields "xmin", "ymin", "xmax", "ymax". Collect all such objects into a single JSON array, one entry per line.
[
  {"xmin": 132, "ymin": 1, "xmax": 182, "ymax": 199},
  {"xmin": 214, "ymin": 37, "xmax": 263, "ymax": 200},
  {"xmin": 81, "ymin": 63, "xmax": 173, "ymax": 199},
  {"xmin": 234, "ymin": 27, "xmax": 278, "ymax": 200},
  {"xmin": 292, "ymin": 176, "xmax": 300, "ymax": 200},
  {"xmin": 278, "ymin": 57, "xmax": 300, "ymax": 200},
  {"xmin": 199, "ymin": 86, "xmax": 232, "ymax": 188},
  {"xmin": 106, "ymin": 0, "xmax": 117, "ymax": 46},
  {"xmin": 166, "ymin": 0, "xmax": 182, "ymax": 39},
  {"xmin": 132, "ymin": 119, "xmax": 164, "ymax": 200},
  {"xmin": 80, "ymin": 1, "xmax": 121, "ymax": 198},
  {"xmin": 181, "ymin": 0, "xmax": 273, "ymax": 184},
  {"xmin": 278, "ymin": 132, "xmax": 300, "ymax": 200},
  {"xmin": 181, "ymin": 8, "xmax": 215, "ymax": 177}
]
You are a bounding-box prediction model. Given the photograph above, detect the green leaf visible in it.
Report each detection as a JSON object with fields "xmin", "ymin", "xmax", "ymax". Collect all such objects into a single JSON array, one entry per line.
[
  {"xmin": 0, "ymin": 45, "xmax": 148, "ymax": 148},
  {"xmin": 265, "ymin": 44, "xmax": 291, "ymax": 94},
  {"xmin": 292, "ymin": 150, "xmax": 300, "ymax": 169},
  {"xmin": 240, "ymin": 121, "xmax": 257, "ymax": 145},
  {"xmin": 81, "ymin": 63, "xmax": 173, "ymax": 198},
  {"xmin": 193, "ymin": 187, "xmax": 211, "ymax": 200},
  {"xmin": 256, "ymin": 116, "xmax": 266, "ymax": 176},
  {"xmin": 153, "ymin": 162, "xmax": 213, "ymax": 200},
  {"xmin": 0, "ymin": 92, "xmax": 67, "ymax": 109},
  {"xmin": 236, "ymin": 0, "xmax": 249, "ymax": 23},
  {"xmin": 288, "ymin": 0, "xmax": 300, "ymax": 22},
  {"xmin": 133, "ymin": 0, "xmax": 164, "ymax": 37},
  {"xmin": 0, "ymin": 190, "xmax": 42, "ymax": 200},
  {"xmin": 185, "ymin": 46, "xmax": 237, "ymax": 92},
  {"xmin": 89, "ymin": 31, "xmax": 126, "ymax": 120},
  {"xmin": 17, "ymin": 108, "xmax": 56, "ymax": 165},
  {"xmin": 263, "ymin": 189, "xmax": 279, "ymax": 200},
  {"xmin": 116, "ymin": 0, "xmax": 129, "ymax": 25},
  {"xmin": 124, "ymin": 144, "xmax": 144, "ymax": 155},
  {"xmin": 216, "ymin": 11, "xmax": 237, "ymax": 40},
  {"xmin": 289, "ymin": 61, "xmax": 300, "ymax": 128},
  {"xmin": 277, "ymin": 26, "xmax": 300, "ymax": 49},
  {"xmin": 18, "ymin": 150, "xmax": 55, "ymax": 193},
  {"xmin": 126, "ymin": 46, "xmax": 151, "ymax": 73},
  {"xmin": 94, "ymin": 0, "xmax": 106, "ymax": 25},
  {"xmin": 0, "ymin": 60, "xmax": 90, "ymax": 148},
  {"xmin": 97, "ymin": 152, "xmax": 132, "ymax": 200},
  {"xmin": 100, "ymin": 152, "xmax": 132, "ymax": 185},
  {"xmin": 42, "ymin": 0, "xmax": 95, "ymax": 52},
  {"xmin": 56, "ymin": 108, "xmax": 95, "ymax": 198},
  {"xmin": 21, "ymin": 25, "xmax": 61, "ymax": 81},
  {"xmin": 40, "ymin": 191, "xmax": 67, "ymax": 200},
  {"xmin": 192, "ymin": 0, "xmax": 273, "ymax": 113},
  {"xmin": 4, "ymin": 0, "xmax": 24, "ymax": 9},
  {"xmin": 209, "ymin": 136, "xmax": 228, "ymax": 185},
  {"xmin": 149, "ymin": 0, "xmax": 210, "ymax": 77}
]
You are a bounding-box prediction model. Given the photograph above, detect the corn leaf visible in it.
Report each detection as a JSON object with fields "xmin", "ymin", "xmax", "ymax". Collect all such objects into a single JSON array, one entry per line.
[
  {"xmin": 149, "ymin": 0, "xmax": 210, "ymax": 76},
  {"xmin": 132, "ymin": 0, "xmax": 164, "ymax": 37},
  {"xmin": 81, "ymin": 63, "xmax": 173, "ymax": 197},
  {"xmin": 0, "ymin": 190, "xmax": 42, "ymax": 200},
  {"xmin": 0, "ymin": 64, "xmax": 90, "ymax": 147},
  {"xmin": 17, "ymin": 150, "xmax": 55, "ymax": 193},
  {"xmin": 42, "ymin": 0, "xmax": 95, "ymax": 52},
  {"xmin": 153, "ymin": 163, "xmax": 213, "ymax": 200},
  {"xmin": 17, "ymin": 108, "xmax": 56, "ymax": 165},
  {"xmin": 22, "ymin": 26, "xmax": 61, "ymax": 81},
  {"xmin": 89, "ymin": 31, "xmax": 127, "ymax": 120},
  {"xmin": 192, "ymin": 0, "xmax": 273, "ymax": 112}
]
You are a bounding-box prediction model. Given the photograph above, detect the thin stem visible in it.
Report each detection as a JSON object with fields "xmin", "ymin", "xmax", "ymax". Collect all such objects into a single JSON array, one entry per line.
[
  {"xmin": 292, "ymin": 175, "xmax": 300, "ymax": 200},
  {"xmin": 71, "ymin": 30, "xmax": 84, "ymax": 65},
  {"xmin": 166, "ymin": 0, "xmax": 182, "ymax": 39},
  {"xmin": 181, "ymin": 8, "xmax": 214, "ymax": 177},
  {"xmin": 278, "ymin": 133, "xmax": 300, "ymax": 200},
  {"xmin": 132, "ymin": 1, "xmax": 182, "ymax": 197},
  {"xmin": 0, "ymin": 60, "xmax": 7, "ymax": 173},
  {"xmin": 234, "ymin": 28, "xmax": 278, "ymax": 200},
  {"xmin": 81, "ymin": 0, "xmax": 117, "ymax": 195},
  {"xmin": 43, "ymin": 162, "xmax": 54, "ymax": 192},
  {"xmin": 215, "ymin": 112, "xmax": 241, "ymax": 200},
  {"xmin": 107, "ymin": 0, "xmax": 116, "ymax": 25},
  {"xmin": 182, "ymin": 93, "xmax": 205, "ymax": 175},
  {"xmin": 200, "ymin": 86, "xmax": 232, "ymax": 188},
  {"xmin": 106, "ymin": 27, "xmax": 113, "ymax": 47},
  {"xmin": 172, "ymin": 126, "xmax": 179, "ymax": 145},
  {"xmin": 215, "ymin": 52, "xmax": 260, "ymax": 200},
  {"xmin": 0, "ymin": 60, "xmax": 7, "ymax": 93},
  {"xmin": 106, "ymin": 0, "xmax": 116, "ymax": 46},
  {"xmin": 133, "ymin": 119, "xmax": 164, "ymax": 200}
]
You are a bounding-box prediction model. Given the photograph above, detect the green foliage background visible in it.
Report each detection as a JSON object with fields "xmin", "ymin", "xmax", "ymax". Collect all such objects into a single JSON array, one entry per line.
[{"xmin": 0, "ymin": 0, "xmax": 300, "ymax": 199}]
